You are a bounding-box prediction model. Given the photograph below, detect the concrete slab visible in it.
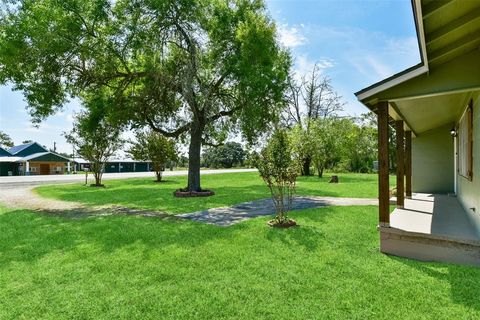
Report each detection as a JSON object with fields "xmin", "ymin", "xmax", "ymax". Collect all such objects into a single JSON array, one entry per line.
[
  {"xmin": 383, "ymin": 193, "xmax": 480, "ymax": 266},
  {"xmin": 390, "ymin": 193, "xmax": 479, "ymax": 240}
]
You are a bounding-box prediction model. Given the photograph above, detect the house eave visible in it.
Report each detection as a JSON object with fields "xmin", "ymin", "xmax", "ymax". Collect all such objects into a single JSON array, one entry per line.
[
  {"xmin": 355, "ymin": 0, "xmax": 429, "ymax": 104},
  {"xmin": 355, "ymin": 64, "xmax": 428, "ymax": 103}
]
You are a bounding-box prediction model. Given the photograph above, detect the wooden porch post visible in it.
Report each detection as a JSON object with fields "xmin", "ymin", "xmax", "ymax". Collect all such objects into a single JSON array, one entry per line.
[
  {"xmin": 405, "ymin": 130, "xmax": 412, "ymax": 198},
  {"xmin": 377, "ymin": 101, "xmax": 390, "ymax": 226},
  {"xmin": 395, "ymin": 120, "xmax": 405, "ymax": 208}
]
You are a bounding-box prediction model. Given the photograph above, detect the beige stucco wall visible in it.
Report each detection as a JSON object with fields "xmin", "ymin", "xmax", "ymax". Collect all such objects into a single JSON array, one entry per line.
[
  {"xmin": 457, "ymin": 94, "xmax": 480, "ymax": 236},
  {"xmin": 412, "ymin": 124, "xmax": 454, "ymax": 194}
]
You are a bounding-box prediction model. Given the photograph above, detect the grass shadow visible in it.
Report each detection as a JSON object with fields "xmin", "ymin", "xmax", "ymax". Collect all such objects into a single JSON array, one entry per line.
[
  {"xmin": 32, "ymin": 171, "xmax": 381, "ymax": 214},
  {"xmin": 0, "ymin": 208, "xmax": 247, "ymax": 268},
  {"xmin": 389, "ymin": 255, "xmax": 480, "ymax": 312},
  {"xmin": 264, "ymin": 207, "xmax": 333, "ymax": 252},
  {"xmin": 265, "ymin": 225, "xmax": 325, "ymax": 252}
]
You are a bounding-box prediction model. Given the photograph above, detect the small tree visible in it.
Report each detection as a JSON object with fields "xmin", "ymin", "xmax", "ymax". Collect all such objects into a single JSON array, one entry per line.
[
  {"xmin": 128, "ymin": 131, "xmax": 177, "ymax": 182},
  {"xmin": 255, "ymin": 129, "xmax": 299, "ymax": 227},
  {"xmin": 65, "ymin": 110, "xmax": 123, "ymax": 187}
]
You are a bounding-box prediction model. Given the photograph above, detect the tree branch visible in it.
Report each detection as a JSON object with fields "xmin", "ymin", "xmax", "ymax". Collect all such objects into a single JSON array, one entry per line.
[
  {"xmin": 206, "ymin": 106, "xmax": 241, "ymax": 123},
  {"xmin": 144, "ymin": 114, "xmax": 191, "ymax": 138},
  {"xmin": 202, "ymin": 139, "xmax": 223, "ymax": 148}
]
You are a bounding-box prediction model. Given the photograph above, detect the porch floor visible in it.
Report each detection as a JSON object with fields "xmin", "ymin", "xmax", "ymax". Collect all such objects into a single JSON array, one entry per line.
[{"xmin": 390, "ymin": 193, "xmax": 479, "ymax": 241}]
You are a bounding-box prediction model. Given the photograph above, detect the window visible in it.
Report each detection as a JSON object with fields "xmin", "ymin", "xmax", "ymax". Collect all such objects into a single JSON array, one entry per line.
[{"xmin": 458, "ymin": 100, "xmax": 473, "ymax": 180}]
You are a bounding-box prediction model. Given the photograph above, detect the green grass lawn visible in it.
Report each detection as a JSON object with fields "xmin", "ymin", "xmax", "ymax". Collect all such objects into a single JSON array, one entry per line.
[
  {"xmin": 36, "ymin": 172, "xmax": 395, "ymax": 213},
  {"xmin": 1, "ymin": 205, "xmax": 479, "ymax": 319}
]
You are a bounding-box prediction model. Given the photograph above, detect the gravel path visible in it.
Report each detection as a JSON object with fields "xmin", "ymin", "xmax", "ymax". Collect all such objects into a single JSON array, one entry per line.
[
  {"xmin": 0, "ymin": 169, "xmax": 255, "ymax": 219},
  {"xmin": 178, "ymin": 196, "xmax": 378, "ymax": 226},
  {"xmin": 0, "ymin": 186, "xmax": 176, "ymax": 219},
  {"xmin": 0, "ymin": 170, "xmax": 378, "ymax": 226}
]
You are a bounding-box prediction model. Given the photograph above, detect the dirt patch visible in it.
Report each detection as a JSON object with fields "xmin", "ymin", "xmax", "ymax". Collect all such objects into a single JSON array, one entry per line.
[{"xmin": 0, "ymin": 186, "xmax": 174, "ymax": 220}]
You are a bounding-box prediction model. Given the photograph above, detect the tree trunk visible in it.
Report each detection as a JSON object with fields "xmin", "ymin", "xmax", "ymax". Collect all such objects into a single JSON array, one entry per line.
[
  {"xmin": 302, "ymin": 156, "xmax": 311, "ymax": 176},
  {"xmin": 317, "ymin": 166, "xmax": 324, "ymax": 178},
  {"xmin": 94, "ymin": 171, "xmax": 102, "ymax": 186},
  {"xmin": 155, "ymin": 171, "xmax": 162, "ymax": 182},
  {"xmin": 187, "ymin": 119, "xmax": 204, "ymax": 192},
  {"xmin": 92, "ymin": 162, "xmax": 103, "ymax": 186}
]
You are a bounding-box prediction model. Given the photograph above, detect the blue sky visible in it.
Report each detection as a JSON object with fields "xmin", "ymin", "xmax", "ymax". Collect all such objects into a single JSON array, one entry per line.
[{"xmin": 0, "ymin": 0, "xmax": 420, "ymax": 153}]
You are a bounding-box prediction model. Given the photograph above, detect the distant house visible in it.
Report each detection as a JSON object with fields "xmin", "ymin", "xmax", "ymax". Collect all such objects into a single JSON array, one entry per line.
[
  {"xmin": 0, "ymin": 141, "xmax": 155, "ymax": 176},
  {"xmin": 0, "ymin": 142, "xmax": 71, "ymax": 176},
  {"xmin": 356, "ymin": 0, "xmax": 480, "ymax": 265}
]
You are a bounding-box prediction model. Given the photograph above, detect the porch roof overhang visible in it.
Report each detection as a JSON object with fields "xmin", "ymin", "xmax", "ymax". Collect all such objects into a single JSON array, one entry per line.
[
  {"xmin": 355, "ymin": 0, "xmax": 480, "ymax": 136},
  {"xmin": 0, "ymin": 156, "xmax": 21, "ymax": 163}
]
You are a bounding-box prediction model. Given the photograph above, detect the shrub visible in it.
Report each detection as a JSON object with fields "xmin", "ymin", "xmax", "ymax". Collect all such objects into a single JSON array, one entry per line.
[{"xmin": 255, "ymin": 129, "xmax": 300, "ymax": 226}]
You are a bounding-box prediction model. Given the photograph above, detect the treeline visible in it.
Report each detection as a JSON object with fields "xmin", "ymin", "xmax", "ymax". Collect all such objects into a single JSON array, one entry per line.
[{"xmin": 199, "ymin": 63, "xmax": 381, "ymax": 175}]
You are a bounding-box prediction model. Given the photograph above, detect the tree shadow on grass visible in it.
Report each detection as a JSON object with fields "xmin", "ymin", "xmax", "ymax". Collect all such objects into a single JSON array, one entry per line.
[
  {"xmin": 266, "ymin": 225, "xmax": 326, "ymax": 252},
  {"xmin": 264, "ymin": 208, "xmax": 333, "ymax": 252},
  {"xmin": 0, "ymin": 207, "xmax": 247, "ymax": 269},
  {"xmin": 390, "ymin": 256, "xmax": 480, "ymax": 312},
  {"xmin": 40, "ymin": 184, "xmax": 342, "ymax": 214},
  {"xmin": 37, "ymin": 184, "xmax": 273, "ymax": 214}
]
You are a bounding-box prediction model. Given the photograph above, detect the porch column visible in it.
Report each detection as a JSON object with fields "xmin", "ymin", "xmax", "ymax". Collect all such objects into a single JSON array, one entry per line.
[
  {"xmin": 377, "ymin": 101, "xmax": 390, "ymax": 226},
  {"xmin": 133, "ymin": 162, "xmax": 136, "ymax": 172},
  {"xmin": 67, "ymin": 161, "xmax": 71, "ymax": 173},
  {"xmin": 405, "ymin": 131, "xmax": 412, "ymax": 198},
  {"xmin": 26, "ymin": 161, "xmax": 30, "ymax": 175},
  {"xmin": 395, "ymin": 120, "xmax": 405, "ymax": 208}
]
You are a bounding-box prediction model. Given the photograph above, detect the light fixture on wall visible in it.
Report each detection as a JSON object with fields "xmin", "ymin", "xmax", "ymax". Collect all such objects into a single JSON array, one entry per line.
[{"xmin": 450, "ymin": 127, "xmax": 457, "ymax": 137}]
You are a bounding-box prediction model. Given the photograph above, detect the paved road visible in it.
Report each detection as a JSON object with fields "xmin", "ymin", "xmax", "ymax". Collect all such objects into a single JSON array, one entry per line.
[{"xmin": 0, "ymin": 168, "xmax": 257, "ymax": 188}]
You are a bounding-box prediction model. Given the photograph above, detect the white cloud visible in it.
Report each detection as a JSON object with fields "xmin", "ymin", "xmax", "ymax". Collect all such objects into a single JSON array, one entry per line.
[
  {"xmin": 292, "ymin": 54, "xmax": 335, "ymax": 81},
  {"xmin": 317, "ymin": 58, "xmax": 335, "ymax": 69},
  {"xmin": 278, "ymin": 24, "xmax": 307, "ymax": 48},
  {"xmin": 364, "ymin": 55, "xmax": 394, "ymax": 79}
]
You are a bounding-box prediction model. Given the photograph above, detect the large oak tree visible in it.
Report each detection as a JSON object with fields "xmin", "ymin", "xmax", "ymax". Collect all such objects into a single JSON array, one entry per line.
[{"xmin": 0, "ymin": 0, "xmax": 290, "ymax": 191}]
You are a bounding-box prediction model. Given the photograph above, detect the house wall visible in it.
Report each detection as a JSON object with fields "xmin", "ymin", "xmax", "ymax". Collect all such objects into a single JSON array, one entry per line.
[
  {"xmin": 412, "ymin": 124, "xmax": 454, "ymax": 193},
  {"xmin": 19, "ymin": 162, "xmax": 66, "ymax": 175},
  {"xmin": 457, "ymin": 94, "xmax": 480, "ymax": 236},
  {"xmin": 105, "ymin": 162, "xmax": 120, "ymax": 173},
  {"xmin": 0, "ymin": 162, "xmax": 19, "ymax": 176}
]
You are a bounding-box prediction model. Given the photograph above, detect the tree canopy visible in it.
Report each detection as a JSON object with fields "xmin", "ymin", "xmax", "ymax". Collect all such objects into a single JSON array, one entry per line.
[
  {"xmin": 128, "ymin": 130, "xmax": 177, "ymax": 182},
  {"xmin": 0, "ymin": 0, "xmax": 290, "ymax": 192},
  {"xmin": 0, "ymin": 131, "xmax": 14, "ymax": 148},
  {"xmin": 202, "ymin": 142, "xmax": 246, "ymax": 168},
  {"xmin": 64, "ymin": 95, "xmax": 124, "ymax": 186},
  {"xmin": 283, "ymin": 63, "xmax": 345, "ymax": 175}
]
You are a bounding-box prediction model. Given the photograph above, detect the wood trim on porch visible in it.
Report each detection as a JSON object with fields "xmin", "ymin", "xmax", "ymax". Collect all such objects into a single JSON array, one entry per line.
[
  {"xmin": 396, "ymin": 120, "xmax": 405, "ymax": 208},
  {"xmin": 377, "ymin": 101, "xmax": 390, "ymax": 226}
]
